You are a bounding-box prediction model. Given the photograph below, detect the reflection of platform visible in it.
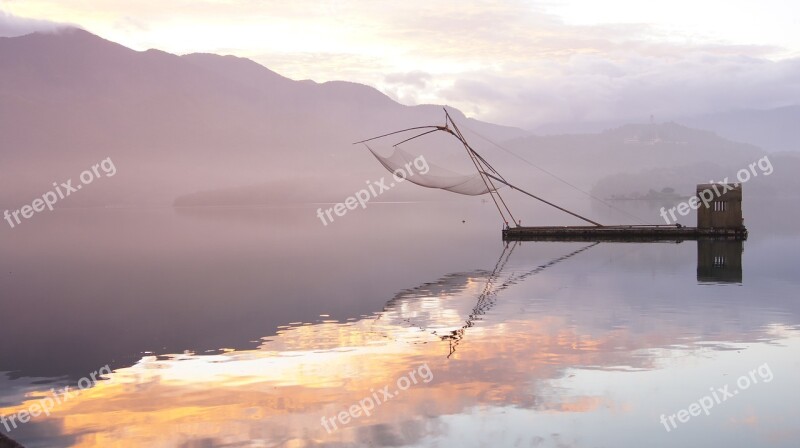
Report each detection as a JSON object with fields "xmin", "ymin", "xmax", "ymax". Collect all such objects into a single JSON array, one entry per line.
[
  {"xmin": 697, "ymin": 240, "xmax": 743, "ymax": 283},
  {"xmin": 499, "ymin": 231, "xmax": 746, "ymax": 283},
  {"xmin": 503, "ymin": 225, "xmax": 747, "ymax": 242}
]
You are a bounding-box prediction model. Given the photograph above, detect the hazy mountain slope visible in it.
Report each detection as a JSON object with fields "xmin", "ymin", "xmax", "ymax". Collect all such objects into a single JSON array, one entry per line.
[
  {"xmin": 534, "ymin": 106, "xmax": 800, "ymax": 153},
  {"xmin": 681, "ymin": 106, "xmax": 800, "ymax": 152},
  {"xmin": 178, "ymin": 121, "xmax": 777, "ymax": 207},
  {"xmin": 3, "ymin": 28, "xmax": 790, "ymax": 209},
  {"xmin": 501, "ymin": 122, "xmax": 766, "ymax": 194},
  {"xmin": 592, "ymin": 151, "xmax": 799, "ymax": 200},
  {"xmin": 0, "ymin": 28, "xmax": 527, "ymax": 207}
]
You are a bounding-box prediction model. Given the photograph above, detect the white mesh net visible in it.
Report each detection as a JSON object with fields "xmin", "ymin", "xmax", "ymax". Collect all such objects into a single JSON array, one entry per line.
[{"xmin": 366, "ymin": 144, "xmax": 501, "ymax": 196}]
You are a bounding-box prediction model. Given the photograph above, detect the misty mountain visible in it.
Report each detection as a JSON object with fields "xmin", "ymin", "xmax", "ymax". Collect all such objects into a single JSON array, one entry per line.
[
  {"xmin": 2, "ymin": 28, "xmax": 795, "ymax": 210},
  {"xmin": 535, "ymin": 106, "xmax": 800, "ymax": 154},
  {"xmin": 180, "ymin": 121, "xmax": 777, "ymax": 207},
  {"xmin": 499, "ymin": 122, "xmax": 770, "ymax": 198},
  {"xmin": 680, "ymin": 106, "xmax": 800, "ymax": 153},
  {"xmin": 592, "ymin": 151, "xmax": 799, "ymax": 201},
  {"xmin": 0, "ymin": 28, "xmax": 526, "ymax": 207}
]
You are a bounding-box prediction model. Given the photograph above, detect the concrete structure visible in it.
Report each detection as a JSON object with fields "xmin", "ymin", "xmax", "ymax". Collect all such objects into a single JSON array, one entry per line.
[{"xmin": 696, "ymin": 183, "xmax": 743, "ymax": 229}]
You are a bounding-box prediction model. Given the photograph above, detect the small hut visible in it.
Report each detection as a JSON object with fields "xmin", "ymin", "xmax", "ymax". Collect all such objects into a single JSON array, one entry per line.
[{"xmin": 696, "ymin": 183, "xmax": 743, "ymax": 230}]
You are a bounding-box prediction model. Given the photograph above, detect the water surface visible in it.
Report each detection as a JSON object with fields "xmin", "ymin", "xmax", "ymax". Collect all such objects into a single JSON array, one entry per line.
[{"xmin": 1, "ymin": 200, "xmax": 798, "ymax": 447}]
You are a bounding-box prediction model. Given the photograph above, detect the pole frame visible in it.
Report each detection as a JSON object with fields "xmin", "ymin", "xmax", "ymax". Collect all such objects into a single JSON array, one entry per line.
[{"xmin": 354, "ymin": 110, "xmax": 603, "ymax": 228}]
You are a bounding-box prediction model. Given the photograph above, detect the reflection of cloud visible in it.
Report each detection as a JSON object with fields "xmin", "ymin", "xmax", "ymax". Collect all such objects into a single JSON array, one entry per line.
[
  {"xmin": 766, "ymin": 428, "xmax": 800, "ymax": 444},
  {"xmin": 0, "ymin": 311, "xmax": 636, "ymax": 447},
  {"xmin": 539, "ymin": 396, "xmax": 608, "ymax": 413},
  {"xmin": 730, "ymin": 412, "xmax": 759, "ymax": 426},
  {"xmin": 2, "ymin": 255, "xmax": 792, "ymax": 446},
  {"xmin": 0, "ymin": 240, "xmax": 796, "ymax": 446}
]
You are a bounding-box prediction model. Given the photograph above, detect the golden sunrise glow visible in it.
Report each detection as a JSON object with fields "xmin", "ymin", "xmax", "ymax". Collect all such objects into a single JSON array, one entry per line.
[
  {"xmin": 1, "ymin": 271, "xmax": 786, "ymax": 446},
  {"xmin": 3, "ymin": 0, "xmax": 799, "ymax": 127}
]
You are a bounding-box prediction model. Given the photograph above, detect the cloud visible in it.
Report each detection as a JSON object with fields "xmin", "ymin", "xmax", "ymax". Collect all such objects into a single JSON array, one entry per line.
[
  {"xmin": 114, "ymin": 15, "xmax": 149, "ymax": 33},
  {"xmin": 0, "ymin": 9, "xmax": 68, "ymax": 37},
  {"xmin": 438, "ymin": 51, "xmax": 800, "ymax": 128},
  {"xmin": 385, "ymin": 71, "xmax": 431, "ymax": 89},
  {"xmin": 381, "ymin": 71, "xmax": 433, "ymax": 105},
  {"xmin": 3, "ymin": 0, "xmax": 799, "ymax": 128},
  {"xmin": 252, "ymin": 51, "xmax": 386, "ymax": 83}
]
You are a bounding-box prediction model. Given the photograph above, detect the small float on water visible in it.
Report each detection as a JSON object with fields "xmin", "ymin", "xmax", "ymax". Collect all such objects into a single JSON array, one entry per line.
[{"xmin": 355, "ymin": 109, "xmax": 747, "ymax": 242}]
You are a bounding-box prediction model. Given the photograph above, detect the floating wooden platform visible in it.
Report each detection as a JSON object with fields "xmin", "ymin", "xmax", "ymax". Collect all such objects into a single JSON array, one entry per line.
[{"xmin": 503, "ymin": 225, "xmax": 747, "ymax": 242}]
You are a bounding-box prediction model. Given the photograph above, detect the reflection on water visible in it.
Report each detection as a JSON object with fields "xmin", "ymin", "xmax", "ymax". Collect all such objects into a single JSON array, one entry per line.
[
  {"xmin": 1, "ymin": 201, "xmax": 799, "ymax": 447},
  {"xmin": 698, "ymin": 239, "xmax": 744, "ymax": 284},
  {"xmin": 430, "ymin": 241, "xmax": 600, "ymax": 358}
]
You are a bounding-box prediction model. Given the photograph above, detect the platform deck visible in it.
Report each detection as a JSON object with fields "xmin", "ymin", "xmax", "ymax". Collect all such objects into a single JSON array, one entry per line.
[{"xmin": 502, "ymin": 225, "xmax": 747, "ymax": 242}]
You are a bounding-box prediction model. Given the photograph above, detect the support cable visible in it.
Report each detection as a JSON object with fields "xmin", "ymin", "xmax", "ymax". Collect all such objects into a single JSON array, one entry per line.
[{"xmin": 461, "ymin": 126, "xmax": 651, "ymax": 225}]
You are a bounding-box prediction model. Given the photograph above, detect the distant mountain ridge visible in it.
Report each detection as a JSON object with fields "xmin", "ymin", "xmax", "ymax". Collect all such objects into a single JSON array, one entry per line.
[
  {"xmin": 1, "ymin": 28, "xmax": 796, "ymax": 209},
  {"xmin": 503, "ymin": 122, "xmax": 765, "ymax": 187},
  {"xmin": 0, "ymin": 28, "xmax": 526, "ymax": 206},
  {"xmin": 178, "ymin": 121, "xmax": 790, "ymax": 207},
  {"xmin": 684, "ymin": 106, "xmax": 800, "ymax": 152},
  {"xmin": 535, "ymin": 106, "xmax": 800, "ymax": 153}
]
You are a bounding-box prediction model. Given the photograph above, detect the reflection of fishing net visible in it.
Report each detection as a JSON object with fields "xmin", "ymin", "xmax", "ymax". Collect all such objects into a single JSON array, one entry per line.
[{"xmin": 366, "ymin": 144, "xmax": 501, "ymax": 196}]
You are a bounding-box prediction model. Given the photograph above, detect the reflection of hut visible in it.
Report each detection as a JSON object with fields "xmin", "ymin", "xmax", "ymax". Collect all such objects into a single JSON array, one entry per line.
[
  {"xmin": 697, "ymin": 240, "xmax": 743, "ymax": 283},
  {"xmin": 696, "ymin": 184, "xmax": 743, "ymax": 229}
]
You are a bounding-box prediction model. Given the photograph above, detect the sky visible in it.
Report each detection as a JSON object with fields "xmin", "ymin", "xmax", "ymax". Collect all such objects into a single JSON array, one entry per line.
[{"xmin": 2, "ymin": 0, "xmax": 800, "ymax": 128}]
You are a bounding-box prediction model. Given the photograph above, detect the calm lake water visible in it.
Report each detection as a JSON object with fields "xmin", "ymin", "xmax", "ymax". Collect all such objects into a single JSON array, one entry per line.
[{"xmin": 1, "ymin": 199, "xmax": 799, "ymax": 447}]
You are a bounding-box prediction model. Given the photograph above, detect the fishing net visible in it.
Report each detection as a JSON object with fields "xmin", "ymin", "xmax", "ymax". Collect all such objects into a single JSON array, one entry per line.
[{"xmin": 366, "ymin": 144, "xmax": 502, "ymax": 196}]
